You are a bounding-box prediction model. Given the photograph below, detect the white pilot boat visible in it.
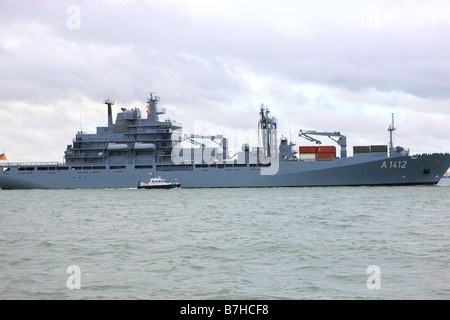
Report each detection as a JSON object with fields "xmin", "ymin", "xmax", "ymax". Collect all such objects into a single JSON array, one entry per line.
[{"xmin": 137, "ymin": 176, "xmax": 181, "ymax": 189}]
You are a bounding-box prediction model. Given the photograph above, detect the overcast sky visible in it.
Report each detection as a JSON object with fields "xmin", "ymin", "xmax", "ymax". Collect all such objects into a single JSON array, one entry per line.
[{"xmin": 1, "ymin": 0, "xmax": 450, "ymax": 162}]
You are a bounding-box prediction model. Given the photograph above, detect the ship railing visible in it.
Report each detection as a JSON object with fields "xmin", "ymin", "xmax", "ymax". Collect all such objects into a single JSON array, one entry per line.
[{"xmin": 0, "ymin": 162, "xmax": 63, "ymax": 167}]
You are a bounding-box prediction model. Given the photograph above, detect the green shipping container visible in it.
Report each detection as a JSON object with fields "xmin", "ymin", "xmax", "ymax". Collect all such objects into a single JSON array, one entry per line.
[
  {"xmin": 370, "ymin": 145, "xmax": 388, "ymax": 153},
  {"xmin": 353, "ymin": 146, "xmax": 371, "ymax": 154}
]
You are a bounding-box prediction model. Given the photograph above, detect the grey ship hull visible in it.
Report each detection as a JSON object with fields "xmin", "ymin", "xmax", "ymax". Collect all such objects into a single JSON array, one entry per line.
[
  {"xmin": 1, "ymin": 154, "xmax": 449, "ymax": 189},
  {"xmin": 1, "ymin": 94, "xmax": 449, "ymax": 189}
]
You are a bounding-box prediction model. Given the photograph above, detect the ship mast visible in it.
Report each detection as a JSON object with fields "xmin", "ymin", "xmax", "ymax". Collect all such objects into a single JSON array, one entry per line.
[
  {"xmin": 388, "ymin": 113, "xmax": 396, "ymax": 156},
  {"xmin": 258, "ymin": 104, "xmax": 277, "ymax": 160},
  {"xmin": 146, "ymin": 92, "xmax": 165, "ymax": 121}
]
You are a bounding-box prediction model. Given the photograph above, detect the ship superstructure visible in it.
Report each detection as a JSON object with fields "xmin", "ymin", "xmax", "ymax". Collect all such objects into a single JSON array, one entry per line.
[
  {"xmin": 1, "ymin": 93, "xmax": 449, "ymax": 189},
  {"xmin": 65, "ymin": 94, "xmax": 183, "ymax": 168}
]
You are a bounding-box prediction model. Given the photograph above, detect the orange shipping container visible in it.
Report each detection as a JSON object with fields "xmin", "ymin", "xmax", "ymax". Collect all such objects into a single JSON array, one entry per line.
[
  {"xmin": 317, "ymin": 152, "xmax": 335, "ymax": 160},
  {"xmin": 299, "ymin": 146, "xmax": 317, "ymax": 154},
  {"xmin": 317, "ymin": 146, "xmax": 336, "ymax": 153}
]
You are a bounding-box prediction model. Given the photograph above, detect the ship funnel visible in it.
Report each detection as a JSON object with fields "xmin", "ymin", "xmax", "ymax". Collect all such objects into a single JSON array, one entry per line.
[{"xmin": 105, "ymin": 98, "xmax": 114, "ymax": 127}]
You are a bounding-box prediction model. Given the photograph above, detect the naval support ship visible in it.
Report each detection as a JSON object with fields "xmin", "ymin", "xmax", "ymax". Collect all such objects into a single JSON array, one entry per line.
[{"xmin": 1, "ymin": 93, "xmax": 449, "ymax": 189}]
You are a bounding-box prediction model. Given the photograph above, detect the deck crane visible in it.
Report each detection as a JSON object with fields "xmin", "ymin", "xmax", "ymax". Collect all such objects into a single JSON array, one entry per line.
[
  {"xmin": 184, "ymin": 134, "xmax": 228, "ymax": 162},
  {"xmin": 298, "ymin": 130, "xmax": 347, "ymax": 158}
]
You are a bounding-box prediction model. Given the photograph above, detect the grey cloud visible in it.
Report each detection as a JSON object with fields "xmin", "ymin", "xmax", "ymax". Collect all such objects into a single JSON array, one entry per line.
[
  {"xmin": 3, "ymin": 0, "xmax": 449, "ymax": 101},
  {"xmin": 1, "ymin": 0, "xmax": 449, "ymax": 160}
]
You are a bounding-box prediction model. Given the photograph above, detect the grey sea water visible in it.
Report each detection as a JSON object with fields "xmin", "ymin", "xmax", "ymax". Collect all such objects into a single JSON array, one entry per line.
[{"xmin": 1, "ymin": 180, "xmax": 450, "ymax": 300}]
